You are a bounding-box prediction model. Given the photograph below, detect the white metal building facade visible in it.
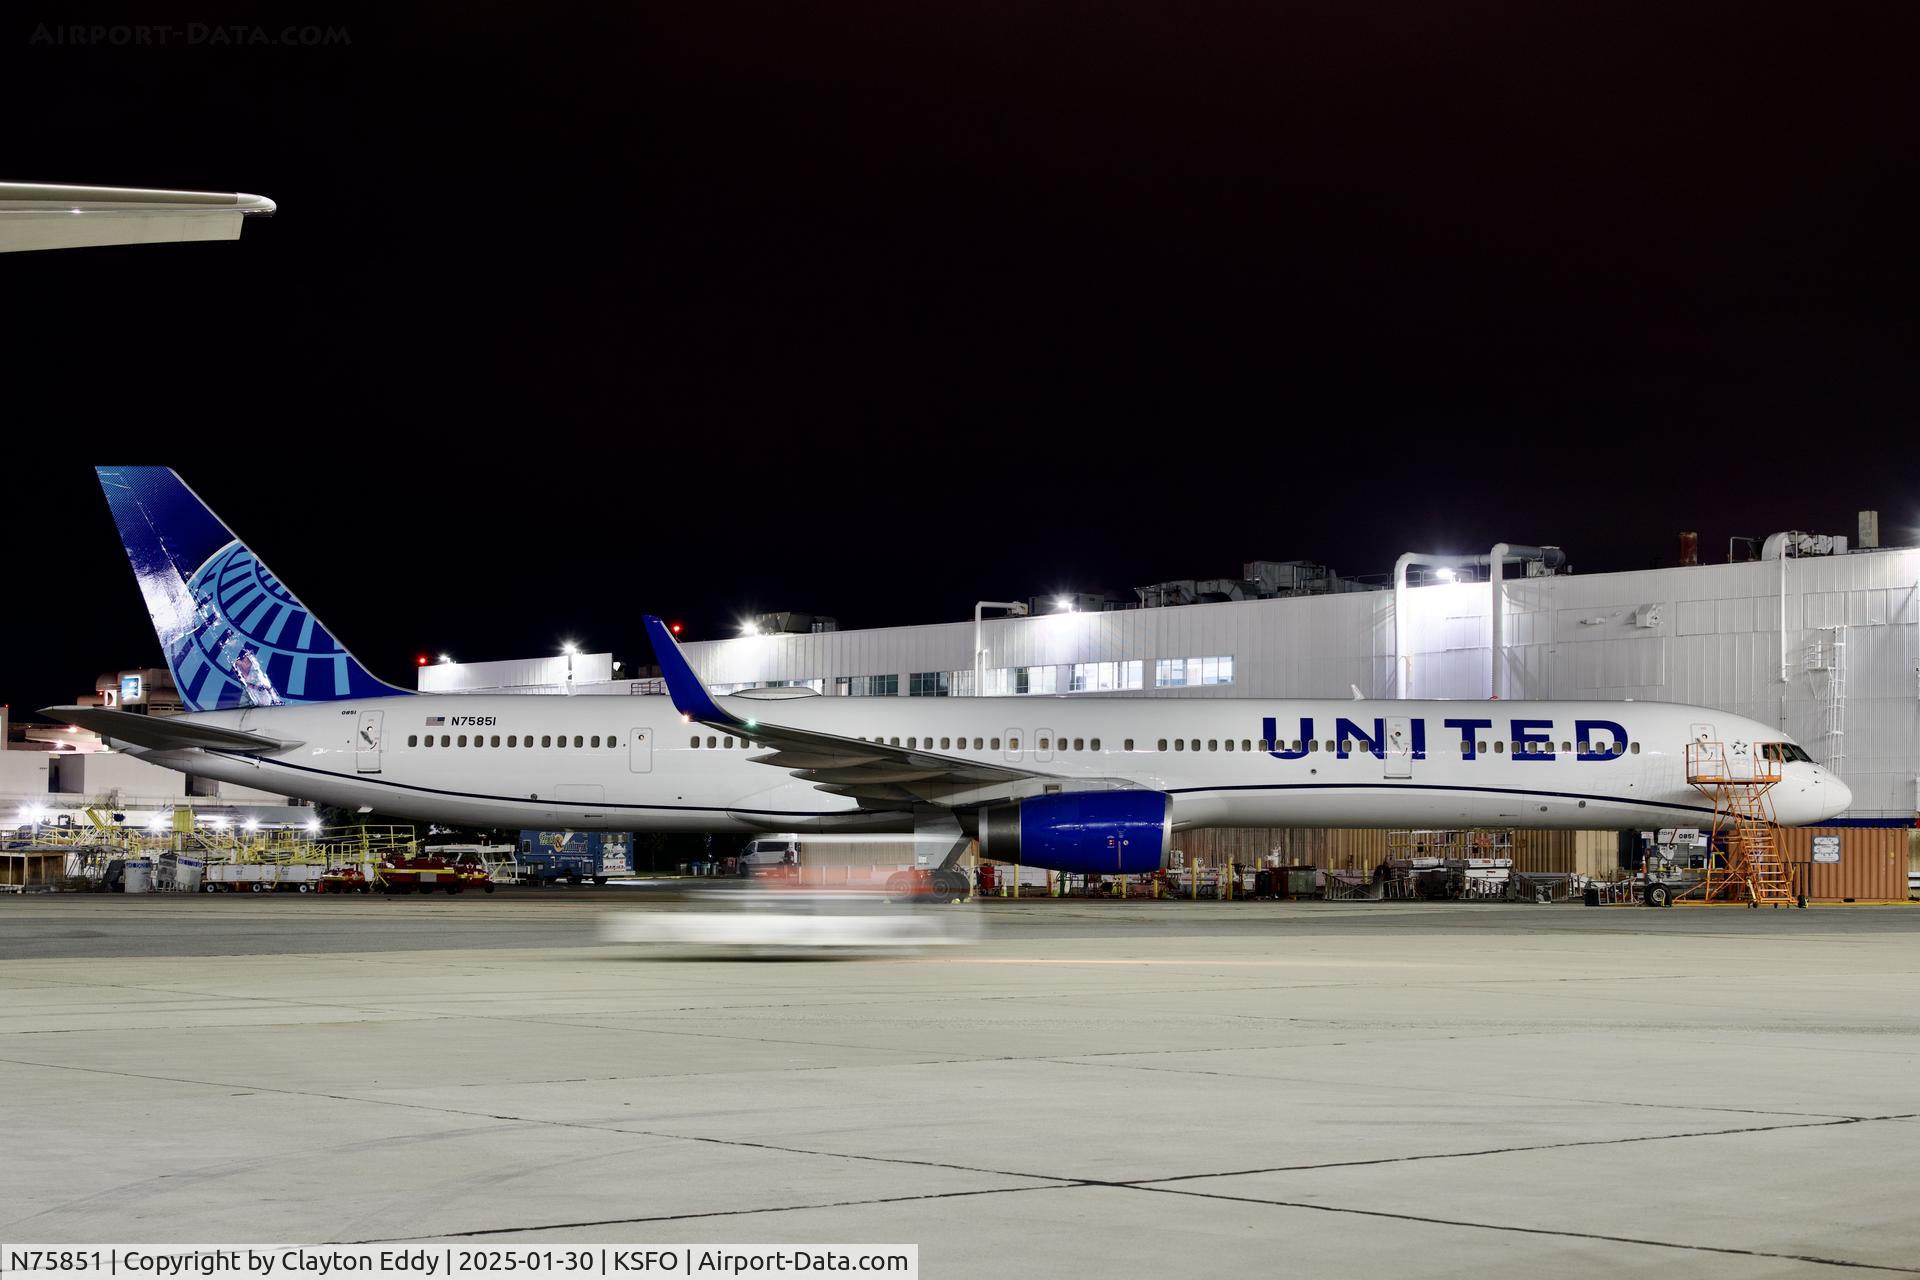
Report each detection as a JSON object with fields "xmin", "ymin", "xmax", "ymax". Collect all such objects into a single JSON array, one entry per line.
[{"xmin": 679, "ymin": 549, "xmax": 1920, "ymax": 821}]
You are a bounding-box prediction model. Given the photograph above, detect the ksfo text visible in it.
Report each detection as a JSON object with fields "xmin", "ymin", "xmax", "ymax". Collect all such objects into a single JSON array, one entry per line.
[
  {"xmin": 611, "ymin": 1252, "xmax": 910, "ymax": 1273},
  {"xmin": 1, "ymin": 1247, "xmax": 916, "ymax": 1279}
]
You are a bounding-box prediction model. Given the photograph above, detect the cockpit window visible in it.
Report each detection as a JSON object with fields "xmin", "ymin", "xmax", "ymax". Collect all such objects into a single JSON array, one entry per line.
[{"xmin": 1761, "ymin": 742, "xmax": 1814, "ymax": 765}]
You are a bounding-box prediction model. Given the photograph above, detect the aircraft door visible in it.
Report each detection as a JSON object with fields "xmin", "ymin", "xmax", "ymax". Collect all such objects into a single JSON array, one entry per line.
[
  {"xmin": 355, "ymin": 710, "xmax": 384, "ymax": 773},
  {"xmin": 630, "ymin": 727, "xmax": 654, "ymax": 773},
  {"xmin": 1384, "ymin": 716, "xmax": 1414, "ymax": 780},
  {"xmin": 1688, "ymin": 721, "xmax": 1719, "ymax": 776},
  {"xmin": 1035, "ymin": 728, "xmax": 1055, "ymax": 764}
]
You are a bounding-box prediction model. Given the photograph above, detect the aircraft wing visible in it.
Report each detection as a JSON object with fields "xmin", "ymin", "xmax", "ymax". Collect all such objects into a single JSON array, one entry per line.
[
  {"xmin": 39, "ymin": 706, "xmax": 303, "ymax": 754},
  {"xmin": 643, "ymin": 617, "xmax": 1050, "ymax": 805},
  {"xmin": 0, "ymin": 182, "xmax": 274, "ymax": 254}
]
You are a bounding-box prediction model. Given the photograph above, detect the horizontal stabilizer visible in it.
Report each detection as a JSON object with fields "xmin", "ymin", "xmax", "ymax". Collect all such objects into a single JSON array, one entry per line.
[
  {"xmin": 0, "ymin": 182, "xmax": 274, "ymax": 254},
  {"xmin": 39, "ymin": 706, "xmax": 303, "ymax": 754}
]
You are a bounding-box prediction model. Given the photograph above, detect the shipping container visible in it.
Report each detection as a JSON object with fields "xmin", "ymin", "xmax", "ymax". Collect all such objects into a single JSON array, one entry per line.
[{"xmin": 1773, "ymin": 826, "xmax": 1909, "ymax": 901}]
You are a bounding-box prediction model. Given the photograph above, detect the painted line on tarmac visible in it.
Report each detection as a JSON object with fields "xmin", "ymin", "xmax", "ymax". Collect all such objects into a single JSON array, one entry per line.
[{"xmin": 1134, "ymin": 1182, "xmax": 1920, "ymax": 1274}]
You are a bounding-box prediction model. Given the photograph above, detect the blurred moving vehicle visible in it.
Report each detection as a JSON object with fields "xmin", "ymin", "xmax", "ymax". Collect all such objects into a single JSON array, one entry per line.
[{"xmin": 599, "ymin": 888, "xmax": 978, "ymax": 956}]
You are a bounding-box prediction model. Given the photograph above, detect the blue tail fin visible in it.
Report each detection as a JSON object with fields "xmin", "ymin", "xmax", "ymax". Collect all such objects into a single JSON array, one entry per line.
[{"xmin": 96, "ymin": 467, "xmax": 408, "ymax": 711}]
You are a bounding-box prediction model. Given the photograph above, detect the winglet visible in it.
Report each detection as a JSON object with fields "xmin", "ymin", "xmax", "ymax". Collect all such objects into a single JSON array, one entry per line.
[{"xmin": 644, "ymin": 616, "xmax": 733, "ymax": 724}]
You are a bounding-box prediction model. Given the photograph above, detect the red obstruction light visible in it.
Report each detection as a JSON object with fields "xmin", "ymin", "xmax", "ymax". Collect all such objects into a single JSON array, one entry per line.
[
  {"xmin": 669, "ymin": 621, "xmax": 684, "ymax": 636},
  {"xmin": 415, "ymin": 654, "xmax": 429, "ymax": 666}
]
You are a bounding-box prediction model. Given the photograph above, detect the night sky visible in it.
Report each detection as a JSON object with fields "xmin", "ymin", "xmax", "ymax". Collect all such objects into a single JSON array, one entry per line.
[{"xmin": 5, "ymin": 3, "xmax": 1918, "ymax": 718}]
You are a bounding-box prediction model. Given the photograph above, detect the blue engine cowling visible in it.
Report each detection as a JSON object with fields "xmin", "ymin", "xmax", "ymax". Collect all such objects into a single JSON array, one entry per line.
[{"xmin": 978, "ymin": 790, "xmax": 1171, "ymax": 874}]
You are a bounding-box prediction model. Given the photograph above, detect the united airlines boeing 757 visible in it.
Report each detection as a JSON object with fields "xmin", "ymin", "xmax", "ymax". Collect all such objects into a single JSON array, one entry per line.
[{"xmin": 48, "ymin": 468, "xmax": 1851, "ymax": 889}]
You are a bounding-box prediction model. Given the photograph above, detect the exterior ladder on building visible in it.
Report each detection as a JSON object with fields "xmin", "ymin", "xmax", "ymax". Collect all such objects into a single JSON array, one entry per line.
[
  {"xmin": 1685, "ymin": 742, "xmax": 1796, "ymax": 907},
  {"xmin": 1805, "ymin": 627, "xmax": 1847, "ymax": 777}
]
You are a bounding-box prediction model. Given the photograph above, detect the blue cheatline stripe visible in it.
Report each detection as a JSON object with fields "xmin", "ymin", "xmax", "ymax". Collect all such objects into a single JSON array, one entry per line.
[
  {"xmin": 1166, "ymin": 780, "xmax": 1719, "ymax": 817},
  {"xmin": 213, "ymin": 752, "xmax": 1722, "ymax": 821},
  {"xmin": 209, "ymin": 752, "xmax": 845, "ymax": 818}
]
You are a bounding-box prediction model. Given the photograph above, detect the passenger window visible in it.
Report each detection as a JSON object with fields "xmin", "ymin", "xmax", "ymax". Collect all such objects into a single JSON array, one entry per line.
[
  {"xmin": 1191, "ymin": 740, "xmax": 1201, "ymax": 752},
  {"xmin": 1124, "ymin": 739, "xmax": 1134, "ymax": 751},
  {"xmin": 1291, "ymin": 740, "xmax": 1303, "ymax": 752},
  {"xmin": 1010, "ymin": 737, "xmax": 1021, "ymax": 751},
  {"xmin": 441, "ymin": 735, "xmax": 451, "ymax": 747},
  {"xmin": 1324, "ymin": 741, "xmax": 1335, "ymax": 752},
  {"xmin": 474, "ymin": 737, "xmax": 484, "ymax": 749},
  {"xmin": 1630, "ymin": 742, "xmax": 1641, "ymax": 754},
  {"xmin": 1175, "ymin": 739, "xmax": 1185, "ymax": 751},
  {"xmin": 1477, "ymin": 741, "xmax": 1487, "ymax": 753},
  {"xmin": 973, "ymin": 737, "xmax": 984, "ymax": 749},
  {"xmin": 575, "ymin": 735, "xmax": 585, "ymax": 748},
  {"xmin": 1614, "ymin": 742, "xmax": 1626, "ymax": 755},
  {"xmin": 407, "ymin": 735, "xmax": 418, "ymax": 747},
  {"xmin": 940, "ymin": 737, "xmax": 951, "ymax": 749},
  {"xmin": 1091, "ymin": 738, "xmax": 1101, "ymax": 751},
  {"xmin": 457, "ymin": 735, "xmax": 468, "ymax": 748},
  {"xmin": 991, "ymin": 737, "xmax": 1001, "ymax": 750},
  {"xmin": 1577, "ymin": 741, "xmax": 1589, "ymax": 754},
  {"xmin": 689, "ymin": 736, "xmax": 698, "ymax": 748},
  {"xmin": 1073, "ymin": 738, "xmax": 1084, "ymax": 751},
  {"xmin": 1495, "ymin": 742, "xmax": 1506, "ymax": 753},
  {"xmin": 1224, "ymin": 739, "xmax": 1235, "ymax": 752},
  {"xmin": 907, "ymin": 737, "xmax": 917, "ymax": 749},
  {"xmin": 1308, "ymin": 740, "xmax": 1319, "ymax": 752},
  {"xmin": 542, "ymin": 735, "xmax": 553, "ymax": 748},
  {"xmin": 1562, "ymin": 741, "xmax": 1572, "ymax": 753},
  {"xmin": 558, "ymin": 736, "xmax": 568, "ymax": 749},
  {"xmin": 1157, "ymin": 739, "xmax": 1168, "ymax": 751},
  {"xmin": 508, "ymin": 735, "xmax": 517, "ymax": 748},
  {"xmin": 720, "ymin": 736, "xmax": 731, "ymax": 749},
  {"xmin": 1039, "ymin": 738, "xmax": 1050, "ymax": 750},
  {"xmin": 491, "ymin": 735, "xmax": 501, "ymax": 747},
  {"xmin": 1338, "ymin": 741, "xmax": 1350, "ymax": 753},
  {"xmin": 1241, "ymin": 739, "xmax": 1251, "ymax": 751},
  {"xmin": 704, "ymin": 736, "xmax": 715, "ymax": 749}
]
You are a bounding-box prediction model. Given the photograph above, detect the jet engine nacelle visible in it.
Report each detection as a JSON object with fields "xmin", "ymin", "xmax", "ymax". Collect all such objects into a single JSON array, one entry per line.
[{"xmin": 979, "ymin": 790, "xmax": 1171, "ymax": 875}]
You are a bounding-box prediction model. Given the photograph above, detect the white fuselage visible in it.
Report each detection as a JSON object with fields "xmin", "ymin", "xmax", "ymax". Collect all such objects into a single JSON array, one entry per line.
[{"xmin": 129, "ymin": 693, "xmax": 1852, "ymax": 840}]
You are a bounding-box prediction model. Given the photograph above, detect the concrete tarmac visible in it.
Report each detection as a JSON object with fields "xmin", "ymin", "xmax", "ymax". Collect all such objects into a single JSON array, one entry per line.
[{"xmin": 2, "ymin": 893, "xmax": 1916, "ymax": 1277}]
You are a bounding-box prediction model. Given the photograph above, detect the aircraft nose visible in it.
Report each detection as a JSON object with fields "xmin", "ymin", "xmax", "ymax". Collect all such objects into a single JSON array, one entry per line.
[{"xmin": 1826, "ymin": 772, "xmax": 1853, "ymax": 818}]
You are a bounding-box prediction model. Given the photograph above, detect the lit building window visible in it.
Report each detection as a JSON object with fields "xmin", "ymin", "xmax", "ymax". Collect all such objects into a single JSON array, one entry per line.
[
  {"xmin": 838, "ymin": 674, "xmax": 900, "ymax": 697},
  {"xmin": 909, "ymin": 671, "xmax": 950, "ymax": 697},
  {"xmin": 1069, "ymin": 660, "xmax": 1143, "ymax": 692},
  {"xmin": 984, "ymin": 666, "xmax": 1058, "ymax": 695},
  {"xmin": 1154, "ymin": 656, "xmax": 1235, "ymax": 688}
]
